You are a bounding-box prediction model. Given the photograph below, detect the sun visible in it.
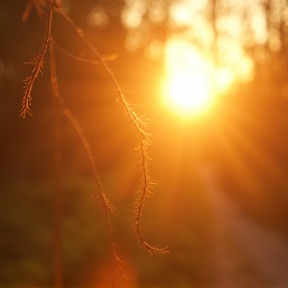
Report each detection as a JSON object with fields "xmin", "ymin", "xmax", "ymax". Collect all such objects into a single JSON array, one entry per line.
[
  {"xmin": 164, "ymin": 69, "xmax": 212, "ymax": 115},
  {"xmin": 161, "ymin": 38, "xmax": 234, "ymax": 117},
  {"xmin": 161, "ymin": 38, "xmax": 214, "ymax": 116}
]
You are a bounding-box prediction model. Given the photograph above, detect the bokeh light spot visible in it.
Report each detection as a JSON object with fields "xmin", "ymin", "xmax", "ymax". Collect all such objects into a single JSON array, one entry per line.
[{"xmin": 87, "ymin": 5, "xmax": 109, "ymax": 28}]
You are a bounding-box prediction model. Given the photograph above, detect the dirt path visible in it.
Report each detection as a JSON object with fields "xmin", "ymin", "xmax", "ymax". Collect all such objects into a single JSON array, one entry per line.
[{"xmin": 200, "ymin": 164, "xmax": 288, "ymax": 287}]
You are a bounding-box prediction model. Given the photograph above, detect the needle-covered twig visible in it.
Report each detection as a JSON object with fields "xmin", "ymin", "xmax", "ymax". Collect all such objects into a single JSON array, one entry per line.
[{"xmin": 57, "ymin": 8, "xmax": 169, "ymax": 255}]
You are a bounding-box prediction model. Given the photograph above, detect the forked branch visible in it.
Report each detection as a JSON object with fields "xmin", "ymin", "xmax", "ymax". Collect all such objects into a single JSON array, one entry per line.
[
  {"xmin": 21, "ymin": 0, "xmax": 168, "ymax": 260},
  {"xmin": 22, "ymin": 2, "xmax": 126, "ymax": 286},
  {"xmin": 50, "ymin": 48, "xmax": 125, "ymax": 285}
]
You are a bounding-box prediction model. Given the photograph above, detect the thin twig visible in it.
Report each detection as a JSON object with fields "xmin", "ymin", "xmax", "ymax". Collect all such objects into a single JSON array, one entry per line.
[
  {"xmin": 50, "ymin": 38, "xmax": 117, "ymax": 64},
  {"xmin": 57, "ymin": 7, "xmax": 169, "ymax": 256},
  {"xmin": 20, "ymin": 2, "xmax": 53, "ymax": 118}
]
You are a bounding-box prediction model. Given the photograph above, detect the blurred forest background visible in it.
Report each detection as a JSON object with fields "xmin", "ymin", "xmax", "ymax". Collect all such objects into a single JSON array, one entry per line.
[{"xmin": 1, "ymin": 0, "xmax": 288, "ymax": 287}]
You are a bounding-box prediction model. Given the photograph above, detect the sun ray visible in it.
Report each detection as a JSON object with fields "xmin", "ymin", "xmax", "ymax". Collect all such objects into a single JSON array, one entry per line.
[{"xmin": 218, "ymin": 109, "xmax": 286, "ymax": 186}]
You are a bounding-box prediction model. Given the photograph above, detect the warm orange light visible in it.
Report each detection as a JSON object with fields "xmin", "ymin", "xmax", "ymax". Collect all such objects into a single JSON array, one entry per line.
[
  {"xmin": 163, "ymin": 69, "xmax": 212, "ymax": 115},
  {"xmin": 162, "ymin": 38, "xmax": 214, "ymax": 116},
  {"xmin": 161, "ymin": 38, "xmax": 237, "ymax": 117}
]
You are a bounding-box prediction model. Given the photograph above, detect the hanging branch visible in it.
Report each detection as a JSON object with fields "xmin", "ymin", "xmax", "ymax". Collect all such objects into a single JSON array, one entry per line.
[
  {"xmin": 49, "ymin": 40, "xmax": 126, "ymax": 287},
  {"xmin": 20, "ymin": 1, "xmax": 53, "ymax": 118},
  {"xmin": 21, "ymin": 1, "xmax": 127, "ymax": 286},
  {"xmin": 56, "ymin": 8, "xmax": 169, "ymax": 256},
  {"xmin": 21, "ymin": 0, "xmax": 168, "ymax": 284}
]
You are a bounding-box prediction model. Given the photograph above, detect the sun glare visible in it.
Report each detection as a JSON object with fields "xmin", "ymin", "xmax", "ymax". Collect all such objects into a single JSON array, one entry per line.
[
  {"xmin": 162, "ymin": 39, "xmax": 214, "ymax": 116},
  {"xmin": 162, "ymin": 38, "xmax": 238, "ymax": 117},
  {"xmin": 164, "ymin": 69, "xmax": 212, "ymax": 114}
]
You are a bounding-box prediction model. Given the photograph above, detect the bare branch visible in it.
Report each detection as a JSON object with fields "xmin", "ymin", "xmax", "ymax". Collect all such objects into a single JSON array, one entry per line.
[
  {"xmin": 49, "ymin": 33, "xmax": 125, "ymax": 285},
  {"xmin": 20, "ymin": 4, "xmax": 53, "ymax": 118},
  {"xmin": 50, "ymin": 38, "xmax": 118, "ymax": 64},
  {"xmin": 57, "ymin": 7, "xmax": 168, "ymax": 255}
]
